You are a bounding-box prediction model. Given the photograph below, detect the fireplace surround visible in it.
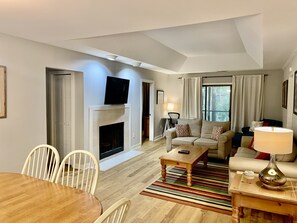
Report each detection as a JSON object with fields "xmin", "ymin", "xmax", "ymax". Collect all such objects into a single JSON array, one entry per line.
[{"xmin": 89, "ymin": 105, "xmax": 131, "ymax": 161}]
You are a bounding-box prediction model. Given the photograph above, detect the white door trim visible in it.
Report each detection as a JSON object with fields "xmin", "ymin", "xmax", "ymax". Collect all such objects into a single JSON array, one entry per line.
[{"xmin": 140, "ymin": 79, "xmax": 155, "ymax": 144}]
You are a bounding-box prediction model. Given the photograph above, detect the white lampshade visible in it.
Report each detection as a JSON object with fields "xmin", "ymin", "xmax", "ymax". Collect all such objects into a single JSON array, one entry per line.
[
  {"xmin": 167, "ymin": 103, "xmax": 174, "ymax": 111},
  {"xmin": 254, "ymin": 127, "xmax": 293, "ymax": 154}
]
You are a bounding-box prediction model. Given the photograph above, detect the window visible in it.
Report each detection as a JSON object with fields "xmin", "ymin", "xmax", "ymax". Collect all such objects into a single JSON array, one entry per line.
[{"xmin": 202, "ymin": 85, "xmax": 231, "ymax": 121}]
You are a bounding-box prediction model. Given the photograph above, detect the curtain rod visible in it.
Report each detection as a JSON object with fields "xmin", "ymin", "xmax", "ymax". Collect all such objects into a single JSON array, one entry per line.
[
  {"xmin": 202, "ymin": 74, "xmax": 268, "ymax": 78},
  {"xmin": 178, "ymin": 74, "xmax": 268, "ymax": 79}
]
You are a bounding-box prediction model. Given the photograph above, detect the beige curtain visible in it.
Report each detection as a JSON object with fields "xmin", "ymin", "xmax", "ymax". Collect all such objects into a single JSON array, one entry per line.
[
  {"xmin": 181, "ymin": 77, "xmax": 202, "ymax": 119},
  {"xmin": 231, "ymin": 75, "xmax": 264, "ymax": 132}
]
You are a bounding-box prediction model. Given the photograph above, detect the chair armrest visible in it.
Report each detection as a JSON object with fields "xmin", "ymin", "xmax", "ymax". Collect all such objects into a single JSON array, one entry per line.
[
  {"xmin": 218, "ymin": 130, "xmax": 235, "ymax": 143},
  {"xmin": 229, "ymin": 157, "xmax": 268, "ymax": 173},
  {"xmin": 229, "ymin": 156, "xmax": 297, "ymax": 179},
  {"xmin": 241, "ymin": 136, "xmax": 253, "ymax": 147},
  {"xmin": 229, "ymin": 157, "xmax": 268, "ymax": 185},
  {"xmin": 217, "ymin": 130, "xmax": 235, "ymax": 159},
  {"xmin": 165, "ymin": 127, "xmax": 177, "ymax": 139},
  {"xmin": 165, "ymin": 128, "xmax": 176, "ymax": 152}
]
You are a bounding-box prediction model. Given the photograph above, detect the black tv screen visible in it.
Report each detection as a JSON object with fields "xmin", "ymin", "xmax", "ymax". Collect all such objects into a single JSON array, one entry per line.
[{"xmin": 104, "ymin": 76, "xmax": 130, "ymax": 104}]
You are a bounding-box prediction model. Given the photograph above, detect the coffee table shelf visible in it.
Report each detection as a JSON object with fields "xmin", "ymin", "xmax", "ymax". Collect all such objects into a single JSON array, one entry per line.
[{"xmin": 159, "ymin": 145, "xmax": 208, "ymax": 187}]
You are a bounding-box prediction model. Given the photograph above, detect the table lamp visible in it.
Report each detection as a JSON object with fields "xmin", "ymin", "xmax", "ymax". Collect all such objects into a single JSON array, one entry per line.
[
  {"xmin": 254, "ymin": 127, "xmax": 293, "ymax": 189},
  {"xmin": 167, "ymin": 103, "xmax": 174, "ymax": 111}
]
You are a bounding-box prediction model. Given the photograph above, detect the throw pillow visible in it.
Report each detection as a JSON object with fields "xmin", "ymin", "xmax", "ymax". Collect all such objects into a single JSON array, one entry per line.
[
  {"xmin": 211, "ymin": 126, "xmax": 224, "ymax": 140},
  {"xmin": 176, "ymin": 124, "xmax": 190, "ymax": 137},
  {"xmin": 249, "ymin": 121, "xmax": 264, "ymax": 132},
  {"xmin": 248, "ymin": 137, "xmax": 254, "ymax": 150},
  {"xmin": 255, "ymin": 152, "xmax": 270, "ymax": 160}
]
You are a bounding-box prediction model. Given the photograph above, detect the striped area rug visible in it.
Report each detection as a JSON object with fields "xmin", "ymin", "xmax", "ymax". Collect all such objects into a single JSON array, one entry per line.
[{"xmin": 140, "ymin": 162, "xmax": 232, "ymax": 215}]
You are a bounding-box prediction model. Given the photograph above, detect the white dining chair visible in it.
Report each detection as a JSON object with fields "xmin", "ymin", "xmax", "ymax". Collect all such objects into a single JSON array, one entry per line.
[
  {"xmin": 55, "ymin": 150, "xmax": 99, "ymax": 195},
  {"xmin": 94, "ymin": 198, "xmax": 131, "ymax": 223},
  {"xmin": 21, "ymin": 144, "xmax": 60, "ymax": 182}
]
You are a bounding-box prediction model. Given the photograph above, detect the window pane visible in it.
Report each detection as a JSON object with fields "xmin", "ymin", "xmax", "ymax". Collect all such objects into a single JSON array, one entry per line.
[{"xmin": 202, "ymin": 85, "xmax": 231, "ymax": 121}]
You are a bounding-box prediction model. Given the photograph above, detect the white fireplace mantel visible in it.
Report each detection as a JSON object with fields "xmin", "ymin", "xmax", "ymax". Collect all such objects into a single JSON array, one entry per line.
[{"xmin": 88, "ymin": 104, "xmax": 131, "ymax": 161}]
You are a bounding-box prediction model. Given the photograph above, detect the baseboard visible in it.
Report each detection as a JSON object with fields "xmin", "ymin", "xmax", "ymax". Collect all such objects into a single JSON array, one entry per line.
[
  {"xmin": 130, "ymin": 143, "xmax": 141, "ymax": 150},
  {"xmin": 154, "ymin": 135, "xmax": 164, "ymax": 141}
]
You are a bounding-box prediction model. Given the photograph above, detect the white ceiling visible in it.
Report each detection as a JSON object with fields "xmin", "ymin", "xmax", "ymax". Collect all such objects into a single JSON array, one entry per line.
[
  {"xmin": 144, "ymin": 20, "xmax": 246, "ymax": 56},
  {"xmin": 0, "ymin": 0, "xmax": 297, "ymax": 74}
]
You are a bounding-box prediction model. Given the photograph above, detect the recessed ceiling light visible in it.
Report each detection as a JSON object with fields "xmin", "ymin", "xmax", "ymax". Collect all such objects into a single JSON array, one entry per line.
[{"xmin": 107, "ymin": 55, "xmax": 117, "ymax": 61}]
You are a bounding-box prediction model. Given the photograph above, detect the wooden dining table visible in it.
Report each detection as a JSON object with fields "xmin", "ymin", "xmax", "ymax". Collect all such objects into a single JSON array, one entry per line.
[{"xmin": 0, "ymin": 172, "xmax": 102, "ymax": 223}]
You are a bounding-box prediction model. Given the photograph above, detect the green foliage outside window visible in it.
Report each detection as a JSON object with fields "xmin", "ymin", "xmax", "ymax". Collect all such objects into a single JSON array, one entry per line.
[{"xmin": 202, "ymin": 85, "xmax": 231, "ymax": 121}]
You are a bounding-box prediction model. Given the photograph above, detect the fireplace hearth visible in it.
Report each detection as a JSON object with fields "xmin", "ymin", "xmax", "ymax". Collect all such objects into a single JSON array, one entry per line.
[{"xmin": 99, "ymin": 122, "xmax": 124, "ymax": 159}]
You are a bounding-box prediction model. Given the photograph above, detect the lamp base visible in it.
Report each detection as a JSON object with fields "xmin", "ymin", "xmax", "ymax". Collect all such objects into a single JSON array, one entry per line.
[
  {"xmin": 259, "ymin": 155, "xmax": 287, "ymax": 190},
  {"xmin": 260, "ymin": 183, "xmax": 284, "ymax": 190}
]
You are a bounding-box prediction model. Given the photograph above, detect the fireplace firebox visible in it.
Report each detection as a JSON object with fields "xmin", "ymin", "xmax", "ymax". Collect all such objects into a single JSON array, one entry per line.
[{"xmin": 99, "ymin": 122, "xmax": 124, "ymax": 159}]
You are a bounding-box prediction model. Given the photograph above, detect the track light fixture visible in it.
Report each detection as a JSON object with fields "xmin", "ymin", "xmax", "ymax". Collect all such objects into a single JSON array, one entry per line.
[
  {"xmin": 107, "ymin": 55, "xmax": 118, "ymax": 61},
  {"xmin": 133, "ymin": 62, "xmax": 142, "ymax": 67}
]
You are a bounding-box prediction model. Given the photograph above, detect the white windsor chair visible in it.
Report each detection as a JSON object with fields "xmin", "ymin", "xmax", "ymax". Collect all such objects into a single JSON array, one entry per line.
[
  {"xmin": 55, "ymin": 150, "xmax": 99, "ymax": 195},
  {"xmin": 94, "ymin": 198, "xmax": 131, "ymax": 223},
  {"xmin": 21, "ymin": 144, "xmax": 60, "ymax": 182}
]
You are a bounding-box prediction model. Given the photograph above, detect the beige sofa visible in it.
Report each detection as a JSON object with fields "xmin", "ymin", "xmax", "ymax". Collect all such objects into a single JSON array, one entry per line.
[
  {"xmin": 229, "ymin": 136, "xmax": 297, "ymax": 184},
  {"xmin": 165, "ymin": 119, "xmax": 235, "ymax": 160}
]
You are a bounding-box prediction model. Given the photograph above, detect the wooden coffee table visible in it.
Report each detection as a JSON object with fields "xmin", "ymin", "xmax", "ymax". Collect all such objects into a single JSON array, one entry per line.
[
  {"xmin": 229, "ymin": 173, "xmax": 297, "ymax": 223},
  {"xmin": 159, "ymin": 145, "xmax": 208, "ymax": 187}
]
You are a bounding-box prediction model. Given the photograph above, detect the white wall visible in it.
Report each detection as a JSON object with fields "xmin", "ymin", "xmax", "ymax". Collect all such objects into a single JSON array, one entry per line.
[
  {"xmin": 0, "ymin": 32, "xmax": 283, "ymax": 172},
  {"xmin": 0, "ymin": 33, "xmax": 177, "ymax": 172},
  {"xmin": 283, "ymin": 52, "xmax": 297, "ymax": 138},
  {"xmin": 262, "ymin": 70, "xmax": 283, "ymax": 120}
]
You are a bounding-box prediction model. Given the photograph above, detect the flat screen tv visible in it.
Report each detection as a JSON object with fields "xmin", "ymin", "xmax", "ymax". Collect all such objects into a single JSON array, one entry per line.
[{"xmin": 104, "ymin": 76, "xmax": 130, "ymax": 104}]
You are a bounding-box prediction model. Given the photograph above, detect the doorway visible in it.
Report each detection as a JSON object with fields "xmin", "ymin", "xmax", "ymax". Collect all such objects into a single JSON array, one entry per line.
[
  {"xmin": 140, "ymin": 80, "xmax": 154, "ymax": 144},
  {"xmin": 46, "ymin": 68, "xmax": 83, "ymax": 159},
  {"xmin": 142, "ymin": 82, "xmax": 150, "ymax": 142}
]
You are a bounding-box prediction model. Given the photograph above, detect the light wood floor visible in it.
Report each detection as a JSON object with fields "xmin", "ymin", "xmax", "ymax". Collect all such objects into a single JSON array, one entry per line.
[{"xmin": 95, "ymin": 139, "xmax": 286, "ymax": 223}]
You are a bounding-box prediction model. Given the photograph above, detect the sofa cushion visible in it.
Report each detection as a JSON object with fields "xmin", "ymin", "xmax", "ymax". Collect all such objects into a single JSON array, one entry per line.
[
  {"xmin": 175, "ymin": 124, "xmax": 190, "ymax": 137},
  {"xmin": 211, "ymin": 126, "xmax": 224, "ymax": 140},
  {"xmin": 178, "ymin": 119, "xmax": 202, "ymax": 137},
  {"xmin": 172, "ymin": 137, "xmax": 198, "ymax": 145},
  {"xmin": 194, "ymin": 138, "xmax": 218, "ymax": 149},
  {"xmin": 276, "ymin": 141, "xmax": 297, "ymax": 162},
  {"xmin": 234, "ymin": 147, "xmax": 257, "ymax": 158},
  {"xmin": 201, "ymin": 120, "xmax": 230, "ymax": 139}
]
